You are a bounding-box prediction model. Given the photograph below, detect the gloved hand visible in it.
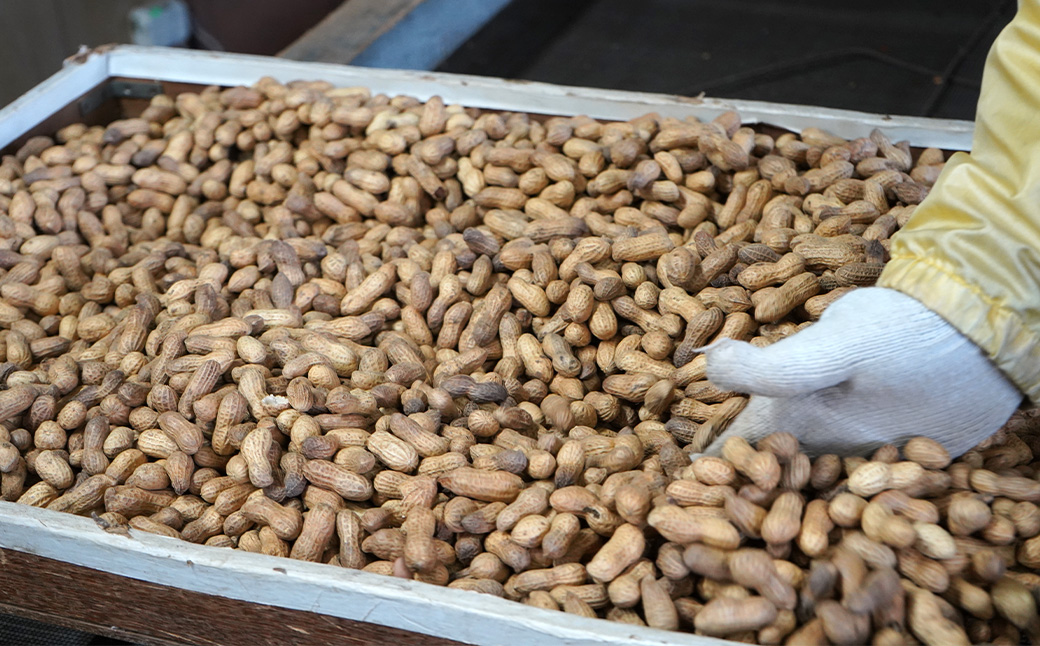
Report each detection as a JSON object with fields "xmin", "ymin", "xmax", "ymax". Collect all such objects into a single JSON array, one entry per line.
[{"xmin": 701, "ymin": 287, "xmax": 1023, "ymax": 457}]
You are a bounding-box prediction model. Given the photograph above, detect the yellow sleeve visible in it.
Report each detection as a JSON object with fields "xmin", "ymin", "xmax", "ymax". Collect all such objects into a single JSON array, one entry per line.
[{"xmin": 879, "ymin": 0, "xmax": 1040, "ymax": 403}]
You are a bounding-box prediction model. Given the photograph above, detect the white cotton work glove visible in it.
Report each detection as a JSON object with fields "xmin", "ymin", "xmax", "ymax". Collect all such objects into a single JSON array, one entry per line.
[{"xmin": 701, "ymin": 287, "xmax": 1023, "ymax": 458}]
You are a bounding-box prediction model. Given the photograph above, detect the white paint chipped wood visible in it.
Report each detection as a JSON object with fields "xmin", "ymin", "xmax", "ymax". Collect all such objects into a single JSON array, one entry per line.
[{"xmin": 0, "ymin": 45, "xmax": 973, "ymax": 153}]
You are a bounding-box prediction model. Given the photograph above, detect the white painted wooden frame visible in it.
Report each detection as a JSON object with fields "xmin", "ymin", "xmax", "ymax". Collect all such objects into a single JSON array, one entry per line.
[
  {"xmin": 0, "ymin": 502, "xmax": 735, "ymax": 646},
  {"xmin": 0, "ymin": 45, "xmax": 976, "ymax": 645},
  {"xmin": 0, "ymin": 45, "xmax": 973, "ymax": 153}
]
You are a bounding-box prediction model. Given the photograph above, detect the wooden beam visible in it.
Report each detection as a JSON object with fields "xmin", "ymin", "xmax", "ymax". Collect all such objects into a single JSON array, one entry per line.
[
  {"xmin": 0, "ymin": 549, "xmax": 463, "ymax": 646},
  {"xmin": 278, "ymin": 0, "xmax": 426, "ymax": 64},
  {"xmin": 348, "ymin": 0, "xmax": 512, "ymax": 70}
]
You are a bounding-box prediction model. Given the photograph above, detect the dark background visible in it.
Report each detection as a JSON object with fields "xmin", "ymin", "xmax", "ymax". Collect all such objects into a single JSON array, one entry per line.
[
  {"xmin": 438, "ymin": 0, "xmax": 1016, "ymax": 121},
  {"xmin": 0, "ymin": 0, "xmax": 1018, "ymax": 120}
]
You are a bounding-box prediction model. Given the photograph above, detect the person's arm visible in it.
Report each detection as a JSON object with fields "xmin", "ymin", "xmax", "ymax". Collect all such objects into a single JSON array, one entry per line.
[
  {"xmin": 880, "ymin": 0, "xmax": 1040, "ymax": 402},
  {"xmin": 701, "ymin": 2, "xmax": 1040, "ymax": 457}
]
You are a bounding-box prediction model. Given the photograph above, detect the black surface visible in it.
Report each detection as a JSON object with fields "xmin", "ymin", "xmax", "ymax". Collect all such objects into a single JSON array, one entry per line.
[
  {"xmin": 439, "ymin": 0, "xmax": 1018, "ymax": 121},
  {"xmin": 438, "ymin": 0, "xmax": 599, "ymax": 79},
  {"xmin": 0, "ymin": 613, "xmax": 94, "ymax": 645},
  {"xmin": 0, "ymin": 612, "xmax": 135, "ymax": 645}
]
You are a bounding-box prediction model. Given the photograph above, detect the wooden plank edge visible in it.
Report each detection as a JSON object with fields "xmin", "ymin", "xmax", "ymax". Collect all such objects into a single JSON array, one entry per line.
[
  {"xmin": 0, "ymin": 549, "xmax": 463, "ymax": 646},
  {"xmin": 0, "ymin": 502, "xmax": 725, "ymax": 646},
  {"xmin": 0, "ymin": 45, "xmax": 975, "ymax": 153},
  {"xmin": 0, "ymin": 50, "xmax": 109, "ymax": 150},
  {"xmin": 278, "ymin": 0, "xmax": 426, "ymax": 63},
  {"xmin": 349, "ymin": 0, "xmax": 514, "ymax": 70},
  {"xmin": 105, "ymin": 46, "xmax": 977, "ymax": 149},
  {"xmin": 0, "ymin": 600, "xmax": 191, "ymax": 646}
]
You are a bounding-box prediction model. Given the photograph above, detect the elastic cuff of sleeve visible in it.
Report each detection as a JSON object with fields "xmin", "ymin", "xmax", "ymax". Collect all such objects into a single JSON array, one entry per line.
[{"xmin": 879, "ymin": 256, "xmax": 1038, "ymax": 404}]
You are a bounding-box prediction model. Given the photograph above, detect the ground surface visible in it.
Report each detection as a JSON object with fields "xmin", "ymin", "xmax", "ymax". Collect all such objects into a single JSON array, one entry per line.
[{"xmin": 439, "ymin": 0, "xmax": 1017, "ymax": 121}]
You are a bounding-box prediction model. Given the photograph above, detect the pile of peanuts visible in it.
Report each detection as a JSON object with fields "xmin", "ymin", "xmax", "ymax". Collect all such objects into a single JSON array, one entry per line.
[{"xmin": 0, "ymin": 77, "xmax": 1038, "ymax": 644}]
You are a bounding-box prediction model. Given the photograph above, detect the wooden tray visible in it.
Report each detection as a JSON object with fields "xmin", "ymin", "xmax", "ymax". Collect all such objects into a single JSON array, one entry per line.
[{"xmin": 0, "ymin": 45, "xmax": 975, "ymax": 646}]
